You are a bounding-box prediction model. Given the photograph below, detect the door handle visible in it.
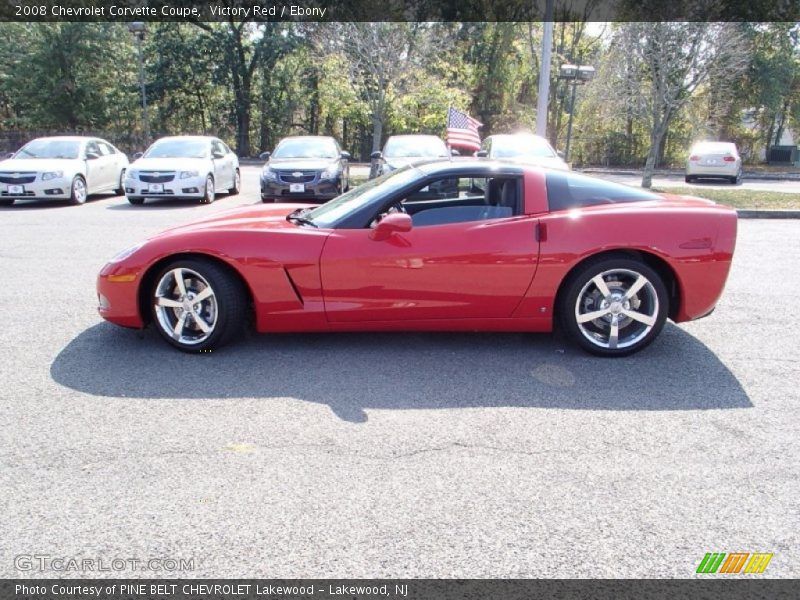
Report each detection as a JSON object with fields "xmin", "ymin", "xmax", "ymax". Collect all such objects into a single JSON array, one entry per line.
[{"xmin": 535, "ymin": 223, "xmax": 547, "ymax": 242}]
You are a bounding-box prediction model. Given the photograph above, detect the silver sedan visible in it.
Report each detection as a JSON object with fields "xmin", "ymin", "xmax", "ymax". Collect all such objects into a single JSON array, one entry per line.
[{"xmin": 0, "ymin": 136, "xmax": 128, "ymax": 206}]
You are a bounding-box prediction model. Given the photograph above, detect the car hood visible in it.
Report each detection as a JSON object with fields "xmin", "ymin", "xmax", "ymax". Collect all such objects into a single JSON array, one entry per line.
[
  {"xmin": 385, "ymin": 157, "xmax": 446, "ymax": 170},
  {"xmin": 153, "ymin": 203, "xmax": 317, "ymax": 238},
  {"xmin": 0, "ymin": 158, "xmax": 83, "ymax": 172},
  {"xmin": 501, "ymin": 156, "xmax": 570, "ymax": 170},
  {"xmin": 131, "ymin": 157, "xmax": 210, "ymax": 171},
  {"xmin": 267, "ymin": 158, "xmax": 338, "ymax": 171}
]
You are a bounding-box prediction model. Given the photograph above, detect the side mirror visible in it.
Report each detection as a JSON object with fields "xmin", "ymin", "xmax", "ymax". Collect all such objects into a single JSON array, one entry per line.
[
  {"xmin": 259, "ymin": 151, "xmax": 271, "ymax": 161},
  {"xmin": 370, "ymin": 212, "xmax": 412, "ymax": 241},
  {"xmin": 132, "ymin": 152, "xmax": 144, "ymax": 160},
  {"xmin": 85, "ymin": 151, "xmax": 100, "ymax": 160},
  {"xmin": 212, "ymin": 151, "xmax": 224, "ymax": 159},
  {"xmin": 556, "ymin": 150, "xmax": 565, "ymax": 159},
  {"xmin": 450, "ymin": 148, "xmax": 460, "ymax": 156},
  {"xmin": 370, "ymin": 151, "xmax": 383, "ymax": 160},
  {"xmin": 4, "ymin": 151, "xmax": 15, "ymax": 159},
  {"xmin": 340, "ymin": 151, "xmax": 351, "ymax": 160},
  {"xmin": 475, "ymin": 150, "xmax": 488, "ymax": 158}
]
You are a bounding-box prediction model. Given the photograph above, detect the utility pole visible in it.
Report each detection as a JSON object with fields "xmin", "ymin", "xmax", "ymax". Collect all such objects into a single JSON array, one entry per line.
[
  {"xmin": 535, "ymin": 0, "xmax": 554, "ymax": 138},
  {"xmin": 128, "ymin": 22, "xmax": 150, "ymax": 145}
]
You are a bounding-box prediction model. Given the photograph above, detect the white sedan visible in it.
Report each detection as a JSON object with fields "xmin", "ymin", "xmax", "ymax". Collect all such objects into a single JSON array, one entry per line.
[
  {"xmin": 477, "ymin": 133, "xmax": 570, "ymax": 171},
  {"xmin": 125, "ymin": 136, "xmax": 240, "ymax": 205},
  {"xmin": 0, "ymin": 136, "xmax": 128, "ymax": 206},
  {"xmin": 686, "ymin": 141, "xmax": 742, "ymax": 184}
]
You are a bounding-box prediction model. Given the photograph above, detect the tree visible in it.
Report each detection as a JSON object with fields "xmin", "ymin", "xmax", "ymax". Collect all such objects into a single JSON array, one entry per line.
[
  {"xmin": 193, "ymin": 21, "xmax": 296, "ymax": 156},
  {"xmin": 613, "ymin": 23, "xmax": 749, "ymax": 187}
]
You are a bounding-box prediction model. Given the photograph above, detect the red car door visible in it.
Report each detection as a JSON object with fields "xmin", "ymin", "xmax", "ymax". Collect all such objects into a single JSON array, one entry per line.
[{"xmin": 320, "ymin": 175, "xmax": 540, "ymax": 322}]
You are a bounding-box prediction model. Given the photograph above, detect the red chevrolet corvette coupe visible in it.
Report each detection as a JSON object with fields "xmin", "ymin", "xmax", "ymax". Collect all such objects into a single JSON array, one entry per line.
[{"xmin": 97, "ymin": 161, "xmax": 737, "ymax": 356}]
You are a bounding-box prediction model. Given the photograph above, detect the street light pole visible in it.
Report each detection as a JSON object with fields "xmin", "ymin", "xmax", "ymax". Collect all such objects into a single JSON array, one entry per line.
[
  {"xmin": 558, "ymin": 64, "xmax": 595, "ymax": 164},
  {"xmin": 564, "ymin": 78, "xmax": 578, "ymax": 162},
  {"xmin": 128, "ymin": 22, "xmax": 150, "ymax": 145}
]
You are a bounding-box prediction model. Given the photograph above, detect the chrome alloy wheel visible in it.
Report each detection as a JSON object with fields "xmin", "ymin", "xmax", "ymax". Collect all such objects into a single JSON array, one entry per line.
[
  {"xmin": 153, "ymin": 267, "xmax": 217, "ymax": 345},
  {"xmin": 72, "ymin": 177, "xmax": 87, "ymax": 204},
  {"xmin": 574, "ymin": 268, "xmax": 659, "ymax": 350}
]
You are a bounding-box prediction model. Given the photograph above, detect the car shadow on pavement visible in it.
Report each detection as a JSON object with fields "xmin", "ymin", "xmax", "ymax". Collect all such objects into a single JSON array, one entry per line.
[
  {"xmin": 51, "ymin": 322, "xmax": 751, "ymax": 422},
  {"xmin": 0, "ymin": 194, "xmax": 120, "ymax": 209}
]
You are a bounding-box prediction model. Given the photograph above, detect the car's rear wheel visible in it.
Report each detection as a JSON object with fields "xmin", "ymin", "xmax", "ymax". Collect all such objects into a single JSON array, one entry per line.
[
  {"xmin": 730, "ymin": 169, "xmax": 741, "ymax": 185},
  {"xmin": 127, "ymin": 196, "xmax": 145, "ymax": 205},
  {"xmin": 200, "ymin": 175, "xmax": 215, "ymax": 204},
  {"xmin": 150, "ymin": 259, "xmax": 246, "ymax": 352},
  {"xmin": 560, "ymin": 257, "xmax": 668, "ymax": 357},
  {"xmin": 229, "ymin": 169, "xmax": 241, "ymax": 195},
  {"xmin": 0, "ymin": 199, "xmax": 14, "ymax": 207},
  {"xmin": 685, "ymin": 175, "xmax": 694, "ymax": 183},
  {"xmin": 69, "ymin": 175, "xmax": 87, "ymax": 205},
  {"xmin": 115, "ymin": 169, "xmax": 126, "ymax": 195}
]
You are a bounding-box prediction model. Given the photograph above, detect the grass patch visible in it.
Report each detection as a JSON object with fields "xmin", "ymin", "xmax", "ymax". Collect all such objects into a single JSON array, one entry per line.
[{"xmin": 652, "ymin": 186, "xmax": 800, "ymax": 210}]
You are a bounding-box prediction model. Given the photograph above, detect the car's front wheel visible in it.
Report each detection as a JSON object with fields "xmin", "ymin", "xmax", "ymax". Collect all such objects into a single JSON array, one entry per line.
[
  {"xmin": 560, "ymin": 257, "xmax": 668, "ymax": 357},
  {"xmin": 0, "ymin": 199, "xmax": 14, "ymax": 207},
  {"xmin": 150, "ymin": 259, "xmax": 247, "ymax": 352},
  {"xmin": 69, "ymin": 175, "xmax": 88, "ymax": 205},
  {"xmin": 229, "ymin": 169, "xmax": 241, "ymax": 195},
  {"xmin": 200, "ymin": 175, "xmax": 215, "ymax": 204}
]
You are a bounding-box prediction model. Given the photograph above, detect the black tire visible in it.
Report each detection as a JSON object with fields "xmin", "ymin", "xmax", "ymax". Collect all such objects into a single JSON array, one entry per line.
[
  {"xmin": 69, "ymin": 175, "xmax": 88, "ymax": 205},
  {"xmin": 559, "ymin": 256, "xmax": 669, "ymax": 357},
  {"xmin": 730, "ymin": 171, "xmax": 741, "ymax": 185},
  {"xmin": 229, "ymin": 168, "xmax": 241, "ymax": 195},
  {"xmin": 685, "ymin": 175, "xmax": 694, "ymax": 183},
  {"xmin": 200, "ymin": 174, "xmax": 215, "ymax": 204},
  {"xmin": 115, "ymin": 169, "xmax": 126, "ymax": 195},
  {"xmin": 127, "ymin": 196, "xmax": 145, "ymax": 205},
  {"xmin": 150, "ymin": 258, "xmax": 247, "ymax": 353},
  {"xmin": 0, "ymin": 199, "xmax": 14, "ymax": 207},
  {"xmin": 261, "ymin": 195, "xmax": 275, "ymax": 203}
]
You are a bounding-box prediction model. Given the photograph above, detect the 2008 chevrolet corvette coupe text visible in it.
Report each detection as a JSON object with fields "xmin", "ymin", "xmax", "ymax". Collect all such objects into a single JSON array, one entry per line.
[{"xmin": 97, "ymin": 161, "xmax": 737, "ymax": 357}]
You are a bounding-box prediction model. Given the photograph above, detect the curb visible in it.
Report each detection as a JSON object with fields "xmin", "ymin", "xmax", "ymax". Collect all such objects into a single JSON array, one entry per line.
[
  {"xmin": 578, "ymin": 168, "xmax": 800, "ymax": 182},
  {"xmin": 737, "ymin": 210, "xmax": 800, "ymax": 219}
]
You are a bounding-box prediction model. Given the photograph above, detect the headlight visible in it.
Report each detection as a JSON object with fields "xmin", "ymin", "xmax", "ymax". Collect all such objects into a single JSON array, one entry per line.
[
  {"xmin": 179, "ymin": 170, "xmax": 199, "ymax": 179},
  {"xmin": 108, "ymin": 241, "xmax": 145, "ymax": 264},
  {"xmin": 321, "ymin": 164, "xmax": 339, "ymax": 180},
  {"xmin": 42, "ymin": 171, "xmax": 63, "ymax": 181},
  {"xmin": 262, "ymin": 167, "xmax": 278, "ymax": 181},
  {"xmin": 128, "ymin": 169, "xmax": 139, "ymax": 179}
]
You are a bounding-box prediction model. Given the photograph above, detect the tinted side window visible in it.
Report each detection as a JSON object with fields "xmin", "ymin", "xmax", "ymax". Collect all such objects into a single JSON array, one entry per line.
[
  {"xmin": 97, "ymin": 142, "xmax": 115, "ymax": 156},
  {"xmin": 545, "ymin": 171, "xmax": 660, "ymax": 211},
  {"xmin": 85, "ymin": 141, "xmax": 101, "ymax": 157}
]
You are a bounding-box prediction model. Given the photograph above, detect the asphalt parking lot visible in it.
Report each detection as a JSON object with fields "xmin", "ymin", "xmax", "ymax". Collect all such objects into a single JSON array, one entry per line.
[{"xmin": 0, "ymin": 169, "xmax": 798, "ymax": 579}]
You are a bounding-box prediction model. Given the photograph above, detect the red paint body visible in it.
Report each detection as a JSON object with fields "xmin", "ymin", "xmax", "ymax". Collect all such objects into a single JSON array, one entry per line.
[{"xmin": 97, "ymin": 166, "xmax": 737, "ymax": 334}]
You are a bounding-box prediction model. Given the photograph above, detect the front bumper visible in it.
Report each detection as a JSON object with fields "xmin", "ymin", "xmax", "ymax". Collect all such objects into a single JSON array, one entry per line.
[
  {"xmin": 0, "ymin": 176, "xmax": 71, "ymax": 199},
  {"xmin": 125, "ymin": 175, "xmax": 206, "ymax": 199},
  {"xmin": 97, "ymin": 263, "xmax": 144, "ymax": 328},
  {"xmin": 260, "ymin": 176, "xmax": 339, "ymax": 202}
]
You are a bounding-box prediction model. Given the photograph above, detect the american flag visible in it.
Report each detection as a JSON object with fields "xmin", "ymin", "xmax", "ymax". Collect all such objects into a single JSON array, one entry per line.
[{"xmin": 446, "ymin": 107, "xmax": 482, "ymax": 152}]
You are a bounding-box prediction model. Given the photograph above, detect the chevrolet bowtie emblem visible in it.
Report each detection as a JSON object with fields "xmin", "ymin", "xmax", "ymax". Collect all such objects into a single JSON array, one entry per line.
[{"xmin": 292, "ymin": 172, "xmax": 303, "ymax": 177}]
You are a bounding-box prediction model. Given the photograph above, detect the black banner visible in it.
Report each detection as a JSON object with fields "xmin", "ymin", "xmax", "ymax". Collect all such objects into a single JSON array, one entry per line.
[
  {"xmin": 3, "ymin": 579, "xmax": 800, "ymax": 600},
  {"xmin": 0, "ymin": 0, "xmax": 798, "ymax": 22}
]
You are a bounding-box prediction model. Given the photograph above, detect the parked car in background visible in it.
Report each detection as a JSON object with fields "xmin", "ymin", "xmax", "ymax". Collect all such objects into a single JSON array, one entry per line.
[
  {"xmin": 685, "ymin": 141, "xmax": 742, "ymax": 184},
  {"xmin": 260, "ymin": 136, "xmax": 350, "ymax": 203},
  {"xmin": 476, "ymin": 133, "xmax": 569, "ymax": 171},
  {"xmin": 0, "ymin": 136, "xmax": 128, "ymax": 206},
  {"xmin": 98, "ymin": 160, "xmax": 737, "ymax": 358},
  {"xmin": 124, "ymin": 136, "xmax": 240, "ymax": 205},
  {"xmin": 369, "ymin": 134, "xmax": 452, "ymax": 179}
]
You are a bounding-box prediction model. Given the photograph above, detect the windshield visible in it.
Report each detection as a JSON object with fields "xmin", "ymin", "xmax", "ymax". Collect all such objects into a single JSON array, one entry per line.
[
  {"xmin": 307, "ymin": 166, "xmax": 422, "ymax": 228},
  {"xmin": 144, "ymin": 139, "xmax": 209, "ymax": 159},
  {"xmin": 384, "ymin": 137, "xmax": 448, "ymax": 158},
  {"xmin": 491, "ymin": 136, "xmax": 556, "ymax": 159},
  {"xmin": 692, "ymin": 142, "xmax": 736, "ymax": 155},
  {"xmin": 16, "ymin": 139, "xmax": 81, "ymax": 159},
  {"xmin": 273, "ymin": 138, "xmax": 338, "ymax": 159}
]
